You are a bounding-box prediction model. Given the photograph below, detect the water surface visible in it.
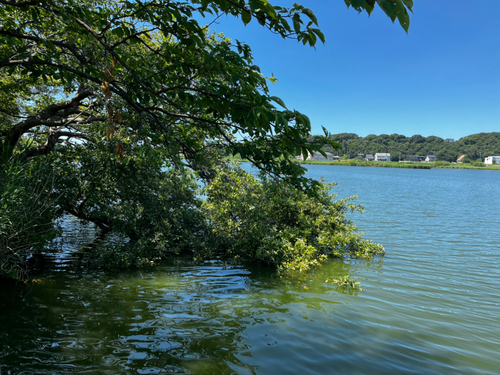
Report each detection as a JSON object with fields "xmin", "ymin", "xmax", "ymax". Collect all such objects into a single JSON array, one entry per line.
[{"xmin": 1, "ymin": 165, "xmax": 499, "ymax": 374}]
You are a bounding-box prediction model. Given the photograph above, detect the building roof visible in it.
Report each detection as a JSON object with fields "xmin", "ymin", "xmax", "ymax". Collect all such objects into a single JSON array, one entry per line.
[
  {"xmin": 457, "ymin": 155, "xmax": 465, "ymax": 162},
  {"xmin": 375, "ymin": 153, "xmax": 391, "ymax": 156},
  {"xmin": 312, "ymin": 151, "xmax": 333, "ymax": 157}
]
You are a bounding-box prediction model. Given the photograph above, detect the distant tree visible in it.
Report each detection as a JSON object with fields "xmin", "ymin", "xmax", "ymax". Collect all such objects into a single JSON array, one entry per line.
[
  {"xmin": 313, "ymin": 133, "xmax": 500, "ymax": 163},
  {"xmin": 410, "ymin": 135, "xmax": 425, "ymax": 144}
]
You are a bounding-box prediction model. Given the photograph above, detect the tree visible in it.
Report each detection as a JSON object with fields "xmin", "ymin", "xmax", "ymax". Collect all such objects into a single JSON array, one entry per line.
[
  {"xmin": 0, "ymin": 0, "xmax": 413, "ymax": 184},
  {"xmin": 1, "ymin": 0, "xmax": 333, "ymax": 189},
  {"xmin": 0, "ymin": 0, "xmax": 413, "ymax": 278}
]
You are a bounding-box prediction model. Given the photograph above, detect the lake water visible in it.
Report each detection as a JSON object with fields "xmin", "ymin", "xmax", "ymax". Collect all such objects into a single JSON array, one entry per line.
[{"xmin": 1, "ymin": 165, "xmax": 499, "ymax": 374}]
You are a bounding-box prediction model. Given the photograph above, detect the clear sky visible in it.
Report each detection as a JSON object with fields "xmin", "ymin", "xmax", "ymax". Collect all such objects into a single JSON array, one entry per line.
[{"xmin": 204, "ymin": 0, "xmax": 500, "ymax": 140}]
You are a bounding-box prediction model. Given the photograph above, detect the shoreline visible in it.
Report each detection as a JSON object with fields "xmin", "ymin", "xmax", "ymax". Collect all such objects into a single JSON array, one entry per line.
[
  {"xmin": 228, "ymin": 158, "xmax": 500, "ymax": 170},
  {"xmin": 295, "ymin": 160, "xmax": 500, "ymax": 170}
]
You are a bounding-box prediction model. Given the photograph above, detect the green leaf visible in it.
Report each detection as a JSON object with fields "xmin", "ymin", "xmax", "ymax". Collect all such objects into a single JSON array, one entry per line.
[
  {"xmin": 378, "ymin": 0, "xmax": 397, "ymax": 19},
  {"xmin": 310, "ymin": 28, "xmax": 325, "ymax": 44},
  {"xmin": 301, "ymin": 8, "xmax": 318, "ymax": 25},
  {"xmin": 261, "ymin": 2, "xmax": 277, "ymax": 20},
  {"xmin": 308, "ymin": 31, "xmax": 317, "ymax": 46},
  {"xmin": 270, "ymin": 96, "xmax": 287, "ymax": 109},
  {"xmin": 242, "ymin": 10, "xmax": 251, "ymax": 25},
  {"xmin": 351, "ymin": 0, "xmax": 366, "ymax": 9},
  {"xmin": 402, "ymin": 0, "xmax": 414, "ymax": 10},
  {"xmin": 111, "ymin": 27, "xmax": 125, "ymax": 39},
  {"xmin": 292, "ymin": 13, "xmax": 302, "ymax": 33},
  {"xmin": 398, "ymin": 8, "xmax": 410, "ymax": 32}
]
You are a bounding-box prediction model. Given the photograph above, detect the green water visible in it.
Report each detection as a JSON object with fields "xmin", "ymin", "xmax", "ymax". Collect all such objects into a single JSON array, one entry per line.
[{"xmin": 1, "ymin": 165, "xmax": 499, "ymax": 374}]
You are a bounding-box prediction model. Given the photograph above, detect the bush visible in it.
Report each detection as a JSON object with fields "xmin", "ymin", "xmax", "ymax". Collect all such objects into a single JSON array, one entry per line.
[
  {"xmin": 201, "ymin": 164, "xmax": 384, "ymax": 273},
  {"xmin": 434, "ymin": 161, "xmax": 450, "ymax": 167},
  {"xmin": 470, "ymin": 160, "xmax": 485, "ymax": 167}
]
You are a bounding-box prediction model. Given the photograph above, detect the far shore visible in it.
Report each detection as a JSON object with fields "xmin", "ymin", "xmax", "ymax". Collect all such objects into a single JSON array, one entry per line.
[
  {"xmin": 228, "ymin": 157, "xmax": 500, "ymax": 170},
  {"xmin": 293, "ymin": 160, "xmax": 500, "ymax": 170}
]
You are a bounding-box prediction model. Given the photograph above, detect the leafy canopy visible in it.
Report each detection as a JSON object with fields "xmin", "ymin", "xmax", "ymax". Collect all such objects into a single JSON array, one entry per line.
[{"xmin": 0, "ymin": 0, "xmax": 413, "ymax": 190}]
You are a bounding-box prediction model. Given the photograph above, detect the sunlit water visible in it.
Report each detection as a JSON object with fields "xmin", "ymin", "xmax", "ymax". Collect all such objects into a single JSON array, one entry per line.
[{"xmin": 1, "ymin": 164, "xmax": 499, "ymax": 374}]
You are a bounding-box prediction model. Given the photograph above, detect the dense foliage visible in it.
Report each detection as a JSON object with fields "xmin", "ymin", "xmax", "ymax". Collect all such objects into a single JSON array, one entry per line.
[
  {"xmin": 0, "ymin": 0, "xmax": 412, "ymax": 279},
  {"xmin": 318, "ymin": 132, "xmax": 500, "ymax": 162},
  {"xmin": 0, "ymin": 156, "xmax": 60, "ymax": 279},
  {"xmin": 80, "ymin": 163, "xmax": 384, "ymax": 273},
  {"xmin": 203, "ymin": 164, "xmax": 384, "ymax": 272}
]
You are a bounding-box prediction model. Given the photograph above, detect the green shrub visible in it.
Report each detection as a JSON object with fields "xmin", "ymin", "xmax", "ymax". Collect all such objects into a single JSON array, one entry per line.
[
  {"xmin": 434, "ymin": 161, "xmax": 450, "ymax": 167},
  {"xmin": 470, "ymin": 160, "xmax": 485, "ymax": 167},
  {"xmin": 201, "ymin": 164, "xmax": 384, "ymax": 273}
]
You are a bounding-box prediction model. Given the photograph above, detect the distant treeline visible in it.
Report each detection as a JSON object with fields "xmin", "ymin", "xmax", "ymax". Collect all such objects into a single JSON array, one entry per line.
[{"xmin": 312, "ymin": 132, "xmax": 500, "ymax": 162}]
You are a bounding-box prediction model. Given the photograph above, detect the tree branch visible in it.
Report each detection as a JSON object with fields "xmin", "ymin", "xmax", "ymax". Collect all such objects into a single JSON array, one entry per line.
[
  {"xmin": 24, "ymin": 128, "xmax": 91, "ymax": 158},
  {"xmin": 7, "ymin": 86, "xmax": 95, "ymax": 147}
]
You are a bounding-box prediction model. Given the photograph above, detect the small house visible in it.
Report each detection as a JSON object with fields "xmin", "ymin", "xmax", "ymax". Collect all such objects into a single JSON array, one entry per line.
[
  {"xmin": 312, "ymin": 151, "xmax": 334, "ymax": 162},
  {"xmin": 365, "ymin": 154, "xmax": 374, "ymax": 161},
  {"xmin": 485, "ymin": 156, "xmax": 500, "ymax": 165},
  {"xmin": 425, "ymin": 155, "xmax": 437, "ymax": 162},
  {"xmin": 375, "ymin": 153, "xmax": 391, "ymax": 162},
  {"xmin": 457, "ymin": 155, "xmax": 466, "ymax": 163}
]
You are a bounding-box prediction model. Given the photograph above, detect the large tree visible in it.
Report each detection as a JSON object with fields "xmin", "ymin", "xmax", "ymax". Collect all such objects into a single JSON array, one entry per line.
[
  {"xmin": 0, "ymin": 0, "xmax": 413, "ymax": 185},
  {"xmin": 0, "ymin": 0, "xmax": 413, "ymax": 278}
]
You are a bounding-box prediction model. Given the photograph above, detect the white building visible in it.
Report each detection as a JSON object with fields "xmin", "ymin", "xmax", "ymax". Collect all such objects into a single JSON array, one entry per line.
[
  {"xmin": 311, "ymin": 151, "xmax": 334, "ymax": 161},
  {"xmin": 296, "ymin": 151, "xmax": 335, "ymax": 162},
  {"xmin": 485, "ymin": 156, "xmax": 500, "ymax": 165},
  {"xmin": 425, "ymin": 155, "xmax": 437, "ymax": 162},
  {"xmin": 375, "ymin": 153, "xmax": 391, "ymax": 161}
]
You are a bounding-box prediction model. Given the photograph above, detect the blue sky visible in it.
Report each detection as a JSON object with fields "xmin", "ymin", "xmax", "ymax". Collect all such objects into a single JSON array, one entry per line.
[{"xmin": 204, "ymin": 0, "xmax": 499, "ymax": 140}]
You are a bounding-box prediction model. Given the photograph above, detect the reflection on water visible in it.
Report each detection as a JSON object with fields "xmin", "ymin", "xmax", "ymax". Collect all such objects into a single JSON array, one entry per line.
[
  {"xmin": 1, "ymin": 166, "xmax": 500, "ymax": 374},
  {"xmin": 1, "ymin": 260, "xmax": 353, "ymax": 374}
]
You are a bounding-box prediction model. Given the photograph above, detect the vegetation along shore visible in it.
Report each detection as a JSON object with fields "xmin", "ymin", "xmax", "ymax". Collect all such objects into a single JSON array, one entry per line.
[
  {"xmin": 312, "ymin": 132, "xmax": 500, "ymax": 163},
  {"xmin": 295, "ymin": 160, "xmax": 500, "ymax": 170}
]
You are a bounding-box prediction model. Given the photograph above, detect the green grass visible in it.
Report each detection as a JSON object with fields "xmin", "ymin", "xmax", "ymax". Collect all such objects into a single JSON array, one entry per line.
[
  {"xmin": 225, "ymin": 155, "xmax": 500, "ymax": 170},
  {"xmin": 296, "ymin": 160, "xmax": 432, "ymax": 169},
  {"xmin": 296, "ymin": 160, "xmax": 500, "ymax": 170}
]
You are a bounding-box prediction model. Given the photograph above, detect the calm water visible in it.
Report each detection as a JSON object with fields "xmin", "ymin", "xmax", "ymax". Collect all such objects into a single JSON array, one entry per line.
[{"xmin": 1, "ymin": 165, "xmax": 500, "ymax": 374}]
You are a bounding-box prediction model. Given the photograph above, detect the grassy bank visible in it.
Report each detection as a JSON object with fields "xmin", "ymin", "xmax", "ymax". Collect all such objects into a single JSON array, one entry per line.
[
  {"xmin": 297, "ymin": 160, "xmax": 500, "ymax": 170},
  {"xmin": 226, "ymin": 156, "xmax": 500, "ymax": 170},
  {"xmin": 298, "ymin": 160, "xmax": 431, "ymax": 169}
]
